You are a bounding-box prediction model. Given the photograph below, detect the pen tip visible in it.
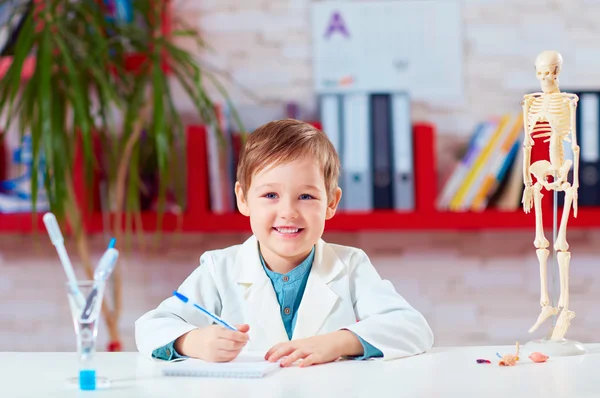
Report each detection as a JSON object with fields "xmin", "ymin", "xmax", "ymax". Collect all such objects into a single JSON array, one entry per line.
[{"xmin": 108, "ymin": 238, "xmax": 116, "ymax": 249}]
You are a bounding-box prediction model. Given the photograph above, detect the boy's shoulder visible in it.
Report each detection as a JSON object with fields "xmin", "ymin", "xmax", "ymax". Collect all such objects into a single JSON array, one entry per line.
[
  {"xmin": 193, "ymin": 241, "xmax": 245, "ymax": 283},
  {"xmin": 199, "ymin": 241, "xmax": 244, "ymax": 266},
  {"xmin": 325, "ymin": 240, "xmax": 363, "ymax": 255},
  {"xmin": 323, "ymin": 241, "xmax": 369, "ymax": 265}
]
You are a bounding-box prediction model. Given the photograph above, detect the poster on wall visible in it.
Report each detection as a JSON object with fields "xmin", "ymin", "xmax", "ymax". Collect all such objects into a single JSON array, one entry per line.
[{"xmin": 310, "ymin": 0, "xmax": 464, "ymax": 104}]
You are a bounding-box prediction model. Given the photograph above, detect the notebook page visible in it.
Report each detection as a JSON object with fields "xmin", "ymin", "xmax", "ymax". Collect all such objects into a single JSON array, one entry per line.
[{"xmin": 161, "ymin": 351, "xmax": 281, "ymax": 378}]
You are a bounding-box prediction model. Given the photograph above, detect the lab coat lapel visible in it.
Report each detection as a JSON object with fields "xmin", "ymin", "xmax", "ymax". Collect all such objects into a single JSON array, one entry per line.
[
  {"xmin": 292, "ymin": 239, "xmax": 344, "ymax": 340},
  {"xmin": 234, "ymin": 236, "xmax": 289, "ymax": 344}
]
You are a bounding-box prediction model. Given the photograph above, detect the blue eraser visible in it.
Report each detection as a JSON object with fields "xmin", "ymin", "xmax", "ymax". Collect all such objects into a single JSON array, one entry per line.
[{"xmin": 79, "ymin": 369, "xmax": 96, "ymax": 391}]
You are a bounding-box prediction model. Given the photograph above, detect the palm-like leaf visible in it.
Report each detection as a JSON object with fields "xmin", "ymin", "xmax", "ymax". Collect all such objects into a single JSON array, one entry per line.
[
  {"xmin": 0, "ymin": 0, "xmax": 243, "ymax": 350},
  {"xmin": 0, "ymin": 0, "xmax": 125, "ymax": 220}
]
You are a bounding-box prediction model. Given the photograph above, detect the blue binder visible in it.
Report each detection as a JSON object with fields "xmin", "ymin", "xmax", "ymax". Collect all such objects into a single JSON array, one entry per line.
[{"xmin": 556, "ymin": 90, "xmax": 600, "ymax": 208}]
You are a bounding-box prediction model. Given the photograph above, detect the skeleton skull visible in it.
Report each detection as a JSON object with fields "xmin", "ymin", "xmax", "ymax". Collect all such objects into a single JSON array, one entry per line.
[{"xmin": 535, "ymin": 50, "xmax": 562, "ymax": 94}]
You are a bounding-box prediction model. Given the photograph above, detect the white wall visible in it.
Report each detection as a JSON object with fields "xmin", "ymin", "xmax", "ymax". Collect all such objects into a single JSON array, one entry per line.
[{"xmin": 171, "ymin": 0, "xmax": 600, "ymax": 135}]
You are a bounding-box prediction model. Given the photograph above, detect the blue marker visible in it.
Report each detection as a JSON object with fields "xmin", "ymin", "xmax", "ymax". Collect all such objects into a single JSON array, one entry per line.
[{"xmin": 173, "ymin": 291, "xmax": 241, "ymax": 333}]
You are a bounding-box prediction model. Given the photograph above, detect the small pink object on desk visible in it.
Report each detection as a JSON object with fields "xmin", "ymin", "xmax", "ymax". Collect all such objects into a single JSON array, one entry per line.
[{"xmin": 529, "ymin": 352, "xmax": 549, "ymax": 363}]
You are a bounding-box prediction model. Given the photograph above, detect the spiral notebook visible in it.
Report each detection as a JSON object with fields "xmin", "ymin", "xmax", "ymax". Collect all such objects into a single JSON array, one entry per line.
[{"xmin": 161, "ymin": 352, "xmax": 281, "ymax": 379}]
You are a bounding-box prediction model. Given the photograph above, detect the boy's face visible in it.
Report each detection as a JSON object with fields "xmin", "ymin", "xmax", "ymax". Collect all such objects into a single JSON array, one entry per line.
[{"xmin": 235, "ymin": 156, "xmax": 341, "ymax": 267}]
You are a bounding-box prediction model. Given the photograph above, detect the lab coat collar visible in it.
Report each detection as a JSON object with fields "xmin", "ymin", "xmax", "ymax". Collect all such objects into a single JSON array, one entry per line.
[{"xmin": 233, "ymin": 235, "xmax": 345, "ymax": 342}]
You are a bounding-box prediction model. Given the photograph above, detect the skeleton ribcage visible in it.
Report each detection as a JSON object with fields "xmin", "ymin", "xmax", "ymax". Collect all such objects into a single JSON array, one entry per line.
[
  {"xmin": 527, "ymin": 94, "xmax": 572, "ymax": 169},
  {"xmin": 528, "ymin": 95, "xmax": 571, "ymax": 141}
]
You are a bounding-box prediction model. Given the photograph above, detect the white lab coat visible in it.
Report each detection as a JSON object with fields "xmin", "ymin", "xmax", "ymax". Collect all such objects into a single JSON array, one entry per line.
[{"xmin": 135, "ymin": 235, "xmax": 434, "ymax": 360}]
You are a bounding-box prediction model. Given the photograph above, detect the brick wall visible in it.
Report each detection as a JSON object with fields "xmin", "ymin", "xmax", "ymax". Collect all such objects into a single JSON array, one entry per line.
[
  {"xmin": 2, "ymin": 230, "xmax": 599, "ymax": 351},
  {"xmin": 171, "ymin": 0, "xmax": 600, "ymax": 136}
]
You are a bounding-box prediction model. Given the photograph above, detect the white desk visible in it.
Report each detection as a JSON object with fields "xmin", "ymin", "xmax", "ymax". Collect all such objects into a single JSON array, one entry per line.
[{"xmin": 3, "ymin": 344, "xmax": 600, "ymax": 397}]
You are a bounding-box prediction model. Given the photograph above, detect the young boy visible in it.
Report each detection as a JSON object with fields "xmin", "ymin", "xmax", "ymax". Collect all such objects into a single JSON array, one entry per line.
[{"xmin": 135, "ymin": 119, "xmax": 434, "ymax": 367}]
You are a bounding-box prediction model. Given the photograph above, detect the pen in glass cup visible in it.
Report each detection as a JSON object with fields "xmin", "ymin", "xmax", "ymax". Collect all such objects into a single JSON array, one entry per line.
[{"xmin": 43, "ymin": 212, "xmax": 86, "ymax": 309}]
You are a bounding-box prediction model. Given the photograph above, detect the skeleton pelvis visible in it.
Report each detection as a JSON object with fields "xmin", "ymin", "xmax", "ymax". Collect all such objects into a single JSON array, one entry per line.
[
  {"xmin": 530, "ymin": 160, "xmax": 555, "ymax": 184},
  {"xmin": 530, "ymin": 159, "xmax": 572, "ymax": 189}
]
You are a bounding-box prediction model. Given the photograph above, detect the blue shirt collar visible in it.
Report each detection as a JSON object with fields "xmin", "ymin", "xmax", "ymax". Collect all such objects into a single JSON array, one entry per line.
[{"xmin": 258, "ymin": 244, "xmax": 315, "ymax": 283}]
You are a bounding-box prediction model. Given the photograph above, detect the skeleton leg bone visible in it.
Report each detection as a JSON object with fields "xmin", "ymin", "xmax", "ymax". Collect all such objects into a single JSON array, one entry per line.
[
  {"xmin": 528, "ymin": 248, "xmax": 558, "ymax": 333},
  {"xmin": 529, "ymin": 182, "xmax": 556, "ymax": 333},
  {"xmin": 537, "ymin": 249, "xmax": 550, "ymax": 307},
  {"xmin": 554, "ymin": 263, "xmax": 572, "ymax": 339},
  {"xmin": 551, "ymin": 184, "xmax": 576, "ymax": 341},
  {"xmin": 551, "ymin": 307, "xmax": 575, "ymax": 341},
  {"xmin": 529, "ymin": 305, "xmax": 558, "ymax": 334},
  {"xmin": 556, "ymin": 251, "xmax": 571, "ymax": 311},
  {"xmin": 533, "ymin": 182, "xmax": 549, "ymax": 249},
  {"xmin": 554, "ymin": 182, "xmax": 572, "ymax": 253}
]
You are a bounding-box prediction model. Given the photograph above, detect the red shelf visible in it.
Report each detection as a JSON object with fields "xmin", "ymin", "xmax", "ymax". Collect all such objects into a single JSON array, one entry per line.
[
  {"xmin": 325, "ymin": 208, "xmax": 597, "ymax": 231},
  {"xmin": 3, "ymin": 122, "xmax": 600, "ymax": 234},
  {"xmin": 3, "ymin": 205, "xmax": 598, "ymax": 233},
  {"xmin": 0, "ymin": 212, "xmax": 45, "ymax": 233}
]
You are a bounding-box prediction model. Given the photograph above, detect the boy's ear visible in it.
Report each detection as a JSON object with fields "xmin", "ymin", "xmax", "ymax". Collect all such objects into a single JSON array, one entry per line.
[
  {"xmin": 235, "ymin": 181, "xmax": 250, "ymax": 217},
  {"xmin": 325, "ymin": 187, "xmax": 342, "ymax": 220}
]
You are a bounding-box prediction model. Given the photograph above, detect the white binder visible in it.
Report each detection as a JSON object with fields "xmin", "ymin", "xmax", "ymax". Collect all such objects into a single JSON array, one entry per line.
[
  {"xmin": 391, "ymin": 92, "xmax": 414, "ymax": 210},
  {"xmin": 342, "ymin": 92, "xmax": 372, "ymax": 210},
  {"xmin": 319, "ymin": 94, "xmax": 345, "ymax": 209}
]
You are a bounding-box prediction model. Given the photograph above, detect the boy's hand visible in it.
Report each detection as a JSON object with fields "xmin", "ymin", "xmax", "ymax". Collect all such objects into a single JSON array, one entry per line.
[
  {"xmin": 175, "ymin": 324, "xmax": 250, "ymax": 362},
  {"xmin": 265, "ymin": 330, "xmax": 363, "ymax": 367}
]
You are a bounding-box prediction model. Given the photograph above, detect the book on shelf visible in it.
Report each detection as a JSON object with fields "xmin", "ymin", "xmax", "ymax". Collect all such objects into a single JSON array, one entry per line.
[{"xmin": 437, "ymin": 112, "xmax": 525, "ymax": 212}]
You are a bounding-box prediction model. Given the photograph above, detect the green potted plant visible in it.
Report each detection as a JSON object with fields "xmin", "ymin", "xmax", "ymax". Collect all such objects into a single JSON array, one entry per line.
[{"xmin": 0, "ymin": 0, "xmax": 242, "ymax": 351}]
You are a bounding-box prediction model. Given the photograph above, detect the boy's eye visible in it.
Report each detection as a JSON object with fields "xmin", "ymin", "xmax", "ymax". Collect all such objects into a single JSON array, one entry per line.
[
  {"xmin": 299, "ymin": 194, "xmax": 314, "ymax": 200},
  {"xmin": 264, "ymin": 193, "xmax": 278, "ymax": 199}
]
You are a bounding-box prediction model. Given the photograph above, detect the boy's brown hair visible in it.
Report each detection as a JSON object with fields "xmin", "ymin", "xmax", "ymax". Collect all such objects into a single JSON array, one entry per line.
[{"xmin": 236, "ymin": 119, "xmax": 341, "ymax": 200}]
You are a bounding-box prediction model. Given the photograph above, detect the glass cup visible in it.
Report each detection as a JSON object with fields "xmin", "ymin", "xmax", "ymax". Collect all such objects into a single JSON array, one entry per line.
[{"xmin": 65, "ymin": 280, "xmax": 111, "ymax": 390}]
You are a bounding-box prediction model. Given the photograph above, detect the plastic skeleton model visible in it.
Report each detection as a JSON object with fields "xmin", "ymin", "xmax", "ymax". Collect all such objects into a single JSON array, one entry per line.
[{"xmin": 521, "ymin": 50, "xmax": 579, "ymax": 341}]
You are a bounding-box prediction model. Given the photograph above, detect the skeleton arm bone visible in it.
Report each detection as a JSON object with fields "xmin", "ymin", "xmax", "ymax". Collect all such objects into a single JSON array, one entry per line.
[
  {"xmin": 521, "ymin": 97, "xmax": 535, "ymax": 185},
  {"xmin": 569, "ymin": 96, "xmax": 580, "ymax": 217},
  {"xmin": 522, "ymin": 97, "xmax": 537, "ymax": 139},
  {"xmin": 521, "ymin": 97, "xmax": 534, "ymax": 212}
]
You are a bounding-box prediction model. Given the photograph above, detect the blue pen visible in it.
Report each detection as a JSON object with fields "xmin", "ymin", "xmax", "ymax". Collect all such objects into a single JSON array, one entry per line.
[{"xmin": 173, "ymin": 291, "xmax": 241, "ymax": 333}]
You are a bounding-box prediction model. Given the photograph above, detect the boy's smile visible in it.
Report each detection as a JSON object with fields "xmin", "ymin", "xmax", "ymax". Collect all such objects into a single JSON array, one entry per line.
[
  {"xmin": 272, "ymin": 226, "xmax": 304, "ymax": 237},
  {"xmin": 235, "ymin": 156, "xmax": 341, "ymax": 274}
]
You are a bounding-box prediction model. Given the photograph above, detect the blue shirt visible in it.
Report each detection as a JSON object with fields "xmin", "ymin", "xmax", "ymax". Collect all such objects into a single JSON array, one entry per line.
[{"xmin": 152, "ymin": 245, "xmax": 383, "ymax": 361}]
